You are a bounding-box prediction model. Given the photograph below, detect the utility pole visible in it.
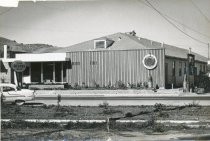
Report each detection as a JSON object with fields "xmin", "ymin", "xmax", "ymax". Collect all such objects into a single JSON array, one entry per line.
[
  {"xmin": 208, "ymin": 43, "xmax": 209, "ymax": 60},
  {"xmin": 208, "ymin": 43, "xmax": 210, "ymax": 77}
]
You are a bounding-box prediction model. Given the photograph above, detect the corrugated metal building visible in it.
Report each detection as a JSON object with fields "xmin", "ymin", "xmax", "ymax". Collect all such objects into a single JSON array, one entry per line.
[
  {"xmin": 66, "ymin": 49, "xmax": 165, "ymax": 87},
  {"xmin": 1, "ymin": 32, "xmax": 208, "ymax": 88}
]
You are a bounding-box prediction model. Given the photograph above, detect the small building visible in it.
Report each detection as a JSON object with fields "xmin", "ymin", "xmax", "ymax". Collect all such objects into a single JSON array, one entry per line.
[
  {"xmin": 0, "ymin": 45, "xmax": 29, "ymax": 83},
  {"xmin": 0, "ymin": 32, "xmax": 208, "ymax": 89}
]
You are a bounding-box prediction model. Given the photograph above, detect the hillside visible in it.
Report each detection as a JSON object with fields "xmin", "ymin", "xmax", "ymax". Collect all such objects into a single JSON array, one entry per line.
[{"xmin": 0, "ymin": 37, "xmax": 60, "ymax": 57}]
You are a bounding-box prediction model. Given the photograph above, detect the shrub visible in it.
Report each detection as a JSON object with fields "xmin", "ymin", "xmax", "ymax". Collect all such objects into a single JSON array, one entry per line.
[
  {"xmin": 195, "ymin": 72, "xmax": 210, "ymax": 92},
  {"xmin": 115, "ymin": 81, "xmax": 127, "ymax": 89},
  {"xmin": 103, "ymin": 108, "xmax": 122, "ymax": 115},
  {"xmin": 137, "ymin": 82, "xmax": 144, "ymax": 89},
  {"xmin": 125, "ymin": 112, "xmax": 133, "ymax": 117},
  {"xmin": 143, "ymin": 82, "xmax": 148, "ymax": 89},
  {"xmin": 106, "ymin": 81, "xmax": 112, "ymax": 89},
  {"xmin": 154, "ymin": 103, "xmax": 166, "ymax": 112},
  {"xmin": 93, "ymin": 81, "xmax": 100, "ymax": 89},
  {"xmin": 128, "ymin": 83, "xmax": 136, "ymax": 89},
  {"xmin": 99, "ymin": 102, "xmax": 109, "ymax": 109},
  {"xmin": 64, "ymin": 83, "xmax": 72, "ymax": 89},
  {"xmin": 187, "ymin": 101, "xmax": 201, "ymax": 107},
  {"xmin": 73, "ymin": 83, "xmax": 81, "ymax": 90},
  {"xmin": 158, "ymin": 112, "xmax": 169, "ymax": 118},
  {"xmin": 152, "ymin": 123, "xmax": 166, "ymax": 132}
]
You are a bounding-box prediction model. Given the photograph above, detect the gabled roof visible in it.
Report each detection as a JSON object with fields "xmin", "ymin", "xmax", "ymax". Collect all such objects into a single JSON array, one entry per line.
[{"xmin": 53, "ymin": 32, "xmax": 207, "ymax": 62}]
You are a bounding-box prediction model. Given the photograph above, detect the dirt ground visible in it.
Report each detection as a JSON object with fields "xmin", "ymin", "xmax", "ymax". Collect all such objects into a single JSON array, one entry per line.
[
  {"xmin": 1, "ymin": 103, "xmax": 210, "ymax": 140},
  {"xmin": 1, "ymin": 103, "xmax": 210, "ymax": 121},
  {"xmin": 2, "ymin": 128, "xmax": 210, "ymax": 141}
]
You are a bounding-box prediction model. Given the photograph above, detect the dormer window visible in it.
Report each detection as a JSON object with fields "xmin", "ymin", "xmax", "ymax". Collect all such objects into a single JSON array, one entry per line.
[{"xmin": 94, "ymin": 40, "xmax": 107, "ymax": 49}]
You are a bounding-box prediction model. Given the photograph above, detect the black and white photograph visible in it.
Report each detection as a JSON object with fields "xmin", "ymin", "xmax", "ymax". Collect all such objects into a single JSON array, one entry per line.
[{"xmin": 0, "ymin": 0, "xmax": 210, "ymax": 140}]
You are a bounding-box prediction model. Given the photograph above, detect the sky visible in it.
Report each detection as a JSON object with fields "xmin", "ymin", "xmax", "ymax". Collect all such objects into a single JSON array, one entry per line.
[{"xmin": 0, "ymin": 0, "xmax": 210, "ymax": 57}]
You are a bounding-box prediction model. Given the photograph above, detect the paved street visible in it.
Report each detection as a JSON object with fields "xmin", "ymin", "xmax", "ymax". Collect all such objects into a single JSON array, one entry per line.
[{"xmin": 31, "ymin": 90, "xmax": 210, "ymax": 106}]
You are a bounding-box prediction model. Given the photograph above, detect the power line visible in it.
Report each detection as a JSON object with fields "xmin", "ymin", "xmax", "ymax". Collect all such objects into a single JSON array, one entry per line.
[
  {"xmin": 144, "ymin": 0, "xmax": 208, "ymax": 45},
  {"xmin": 165, "ymin": 16, "xmax": 210, "ymax": 39},
  {"xmin": 0, "ymin": 8, "xmax": 13, "ymax": 16},
  {"xmin": 190, "ymin": 0, "xmax": 210, "ymax": 23},
  {"xmin": 137, "ymin": 0, "xmax": 210, "ymax": 40}
]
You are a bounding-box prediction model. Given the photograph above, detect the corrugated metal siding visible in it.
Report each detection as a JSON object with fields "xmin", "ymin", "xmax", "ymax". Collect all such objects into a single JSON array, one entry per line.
[
  {"xmin": 66, "ymin": 49, "xmax": 165, "ymax": 87},
  {"xmin": 165, "ymin": 57, "xmax": 207, "ymax": 87}
]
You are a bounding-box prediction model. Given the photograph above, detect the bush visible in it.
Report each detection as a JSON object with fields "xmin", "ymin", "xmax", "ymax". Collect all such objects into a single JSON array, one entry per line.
[
  {"xmin": 187, "ymin": 101, "xmax": 201, "ymax": 107},
  {"xmin": 158, "ymin": 112, "xmax": 169, "ymax": 118},
  {"xmin": 64, "ymin": 83, "xmax": 72, "ymax": 89},
  {"xmin": 137, "ymin": 82, "xmax": 144, "ymax": 89},
  {"xmin": 195, "ymin": 73, "xmax": 210, "ymax": 92},
  {"xmin": 143, "ymin": 82, "xmax": 148, "ymax": 89},
  {"xmin": 152, "ymin": 123, "xmax": 166, "ymax": 132},
  {"xmin": 99, "ymin": 102, "xmax": 109, "ymax": 109},
  {"xmin": 115, "ymin": 81, "xmax": 127, "ymax": 89},
  {"xmin": 154, "ymin": 103, "xmax": 166, "ymax": 112},
  {"xmin": 93, "ymin": 81, "xmax": 100, "ymax": 89},
  {"xmin": 125, "ymin": 112, "xmax": 133, "ymax": 117},
  {"xmin": 103, "ymin": 108, "xmax": 122, "ymax": 115},
  {"xmin": 73, "ymin": 83, "xmax": 81, "ymax": 90}
]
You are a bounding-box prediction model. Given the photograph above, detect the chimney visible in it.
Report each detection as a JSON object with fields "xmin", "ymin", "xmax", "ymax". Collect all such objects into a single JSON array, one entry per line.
[
  {"xmin": 189, "ymin": 47, "xmax": 192, "ymax": 54},
  {"xmin": 118, "ymin": 37, "xmax": 122, "ymax": 41},
  {"xmin": 150, "ymin": 40, "xmax": 153, "ymax": 45},
  {"xmin": 4, "ymin": 45, "xmax": 7, "ymax": 59},
  {"xmin": 161, "ymin": 42, "xmax": 164, "ymax": 47}
]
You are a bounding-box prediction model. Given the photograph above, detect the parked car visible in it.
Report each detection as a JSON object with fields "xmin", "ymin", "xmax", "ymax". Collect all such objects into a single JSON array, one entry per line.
[{"xmin": 0, "ymin": 83, "xmax": 35, "ymax": 105}]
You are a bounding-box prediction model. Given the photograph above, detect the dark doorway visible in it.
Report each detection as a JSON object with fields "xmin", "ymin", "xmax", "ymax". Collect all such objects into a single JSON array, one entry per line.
[
  {"xmin": 55, "ymin": 62, "xmax": 61, "ymax": 82},
  {"xmin": 43, "ymin": 62, "xmax": 53, "ymax": 82},
  {"xmin": 31, "ymin": 63, "xmax": 41, "ymax": 82}
]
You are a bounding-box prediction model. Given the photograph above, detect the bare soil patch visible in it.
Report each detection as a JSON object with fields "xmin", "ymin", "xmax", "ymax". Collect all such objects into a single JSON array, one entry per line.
[{"xmin": 1, "ymin": 103, "xmax": 210, "ymax": 121}]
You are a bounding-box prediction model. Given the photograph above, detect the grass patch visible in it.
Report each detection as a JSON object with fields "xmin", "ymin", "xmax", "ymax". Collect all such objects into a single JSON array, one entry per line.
[{"xmin": 1, "ymin": 120, "xmax": 61, "ymax": 129}]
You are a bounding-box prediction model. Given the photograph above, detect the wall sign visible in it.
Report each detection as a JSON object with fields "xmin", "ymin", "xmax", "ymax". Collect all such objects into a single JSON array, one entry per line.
[
  {"xmin": 11, "ymin": 60, "xmax": 26, "ymax": 72},
  {"xmin": 142, "ymin": 54, "xmax": 157, "ymax": 70}
]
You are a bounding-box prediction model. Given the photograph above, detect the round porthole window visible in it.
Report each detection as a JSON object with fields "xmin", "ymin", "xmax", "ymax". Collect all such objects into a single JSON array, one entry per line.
[{"xmin": 142, "ymin": 54, "xmax": 157, "ymax": 70}]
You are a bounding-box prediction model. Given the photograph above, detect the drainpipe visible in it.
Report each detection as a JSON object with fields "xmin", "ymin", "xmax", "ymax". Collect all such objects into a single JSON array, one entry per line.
[{"xmin": 4, "ymin": 45, "xmax": 7, "ymax": 59}]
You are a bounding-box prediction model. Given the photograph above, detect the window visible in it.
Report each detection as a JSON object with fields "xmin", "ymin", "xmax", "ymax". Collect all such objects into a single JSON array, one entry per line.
[
  {"xmin": 3, "ymin": 86, "xmax": 15, "ymax": 92},
  {"xmin": 94, "ymin": 40, "xmax": 107, "ymax": 49},
  {"xmin": 200, "ymin": 64, "xmax": 202, "ymax": 74},
  {"xmin": 179, "ymin": 62, "xmax": 182, "ymax": 76},
  {"xmin": 203, "ymin": 65, "xmax": 205, "ymax": 72},
  {"xmin": 172, "ymin": 61, "xmax": 175, "ymax": 76},
  {"xmin": 184, "ymin": 62, "xmax": 187, "ymax": 74},
  {"xmin": 194, "ymin": 67, "xmax": 197, "ymax": 76}
]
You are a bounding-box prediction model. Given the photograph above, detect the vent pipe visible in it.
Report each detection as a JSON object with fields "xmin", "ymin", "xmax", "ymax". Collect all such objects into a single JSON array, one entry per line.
[
  {"xmin": 161, "ymin": 42, "xmax": 164, "ymax": 47},
  {"xmin": 189, "ymin": 47, "xmax": 192, "ymax": 54},
  {"xmin": 4, "ymin": 45, "xmax": 7, "ymax": 59}
]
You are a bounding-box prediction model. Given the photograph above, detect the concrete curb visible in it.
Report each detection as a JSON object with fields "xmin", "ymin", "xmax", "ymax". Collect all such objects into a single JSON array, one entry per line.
[{"xmin": 2, "ymin": 119, "xmax": 210, "ymax": 124}]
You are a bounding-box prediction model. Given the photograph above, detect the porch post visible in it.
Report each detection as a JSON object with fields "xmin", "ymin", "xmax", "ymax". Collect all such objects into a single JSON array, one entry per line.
[
  {"xmin": 29, "ymin": 63, "xmax": 31, "ymax": 83},
  {"xmin": 41, "ymin": 62, "xmax": 43, "ymax": 83},
  {"xmin": 61, "ymin": 62, "xmax": 63, "ymax": 83},
  {"xmin": 14, "ymin": 71, "xmax": 18, "ymax": 85},
  {"xmin": 53, "ymin": 62, "xmax": 55, "ymax": 83}
]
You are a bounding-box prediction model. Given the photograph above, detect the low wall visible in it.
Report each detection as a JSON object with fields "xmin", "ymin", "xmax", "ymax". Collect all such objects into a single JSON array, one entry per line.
[{"xmin": 29, "ymin": 84, "xmax": 64, "ymax": 90}]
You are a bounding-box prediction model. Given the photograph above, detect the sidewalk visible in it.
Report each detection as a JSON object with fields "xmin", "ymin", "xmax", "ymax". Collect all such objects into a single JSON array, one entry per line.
[{"xmin": 34, "ymin": 89, "xmax": 210, "ymax": 98}]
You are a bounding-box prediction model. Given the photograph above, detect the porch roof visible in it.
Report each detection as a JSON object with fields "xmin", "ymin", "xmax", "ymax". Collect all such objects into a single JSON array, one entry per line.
[{"xmin": 15, "ymin": 53, "xmax": 67, "ymax": 62}]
